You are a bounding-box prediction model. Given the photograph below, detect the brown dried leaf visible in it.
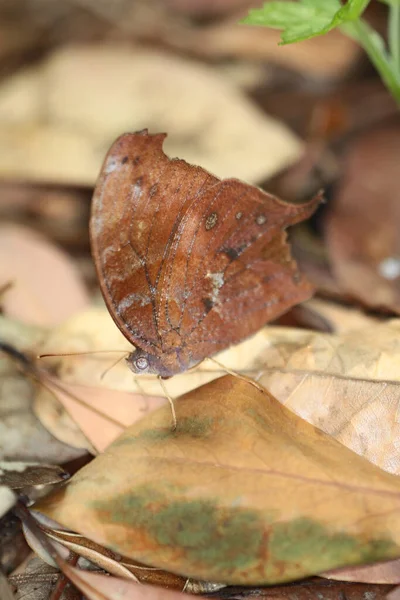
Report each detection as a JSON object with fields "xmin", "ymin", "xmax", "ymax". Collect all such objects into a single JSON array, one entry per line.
[
  {"xmin": 42, "ymin": 527, "xmax": 188, "ymax": 589},
  {"xmin": 61, "ymin": 566, "xmax": 192, "ymax": 600},
  {"xmin": 0, "ymin": 511, "xmax": 30, "ymax": 574},
  {"xmin": 0, "ymin": 224, "xmax": 90, "ymax": 326},
  {"xmin": 389, "ymin": 585, "xmax": 400, "ymax": 600},
  {"xmin": 325, "ymin": 122, "xmax": 400, "ymax": 313},
  {"xmin": 167, "ymin": 19, "xmax": 360, "ymax": 79},
  {"xmin": 36, "ymin": 376, "xmax": 400, "ymax": 585},
  {"xmin": 164, "ymin": 0, "xmax": 255, "ymax": 16},
  {"xmin": 8, "ymin": 556, "xmax": 80, "ymax": 600},
  {"xmin": 0, "ymin": 462, "xmax": 67, "ymax": 490}
]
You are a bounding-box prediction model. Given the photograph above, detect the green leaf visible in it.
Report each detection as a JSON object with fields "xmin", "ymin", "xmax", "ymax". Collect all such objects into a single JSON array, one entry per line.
[{"xmin": 242, "ymin": 0, "xmax": 372, "ymax": 45}]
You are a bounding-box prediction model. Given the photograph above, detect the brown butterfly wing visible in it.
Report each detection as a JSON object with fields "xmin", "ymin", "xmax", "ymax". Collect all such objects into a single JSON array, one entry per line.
[
  {"xmin": 90, "ymin": 131, "xmax": 319, "ymax": 377},
  {"xmin": 157, "ymin": 178, "xmax": 319, "ymax": 369},
  {"xmin": 90, "ymin": 131, "xmax": 218, "ymax": 358}
]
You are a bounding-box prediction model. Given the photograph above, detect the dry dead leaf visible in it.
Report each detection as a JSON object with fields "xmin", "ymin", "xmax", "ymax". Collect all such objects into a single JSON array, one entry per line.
[
  {"xmin": 32, "ymin": 385, "xmax": 92, "ymax": 453},
  {"xmin": 324, "ymin": 559, "xmax": 400, "ymax": 584},
  {"xmin": 40, "ymin": 527, "xmax": 190, "ymax": 589},
  {"xmin": 389, "ymin": 586, "xmax": 400, "ymax": 600},
  {"xmin": 0, "ymin": 45, "xmax": 301, "ymax": 186},
  {"xmin": 1, "ymin": 312, "xmax": 165, "ymax": 453},
  {"xmin": 0, "ymin": 571, "xmax": 15, "ymax": 600},
  {"xmin": 8, "ymin": 556, "xmax": 81, "ymax": 600},
  {"xmin": 34, "ymin": 378, "xmax": 166, "ymax": 453},
  {"xmin": 164, "ymin": 0, "xmax": 255, "ymax": 16},
  {"xmin": 0, "ymin": 512, "xmax": 30, "ymax": 575},
  {"xmin": 0, "ymin": 486, "xmax": 16, "ymax": 519},
  {"xmin": 23, "ymin": 516, "xmax": 223, "ymax": 595},
  {"xmin": 0, "ymin": 224, "xmax": 90, "ymax": 326},
  {"xmin": 0, "ymin": 462, "xmax": 67, "ymax": 490},
  {"xmin": 325, "ymin": 122, "xmax": 400, "ymax": 313},
  {"xmin": 36, "ymin": 307, "xmax": 400, "ymax": 473},
  {"xmin": 167, "ymin": 20, "xmax": 360, "ymax": 79},
  {"xmin": 36, "ymin": 376, "xmax": 400, "ymax": 585},
  {"xmin": 300, "ymin": 298, "xmax": 378, "ymax": 334},
  {"xmin": 60, "ymin": 566, "xmax": 193, "ymax": 600},
  {"xmin": 0, "ymin": 317, "xmax": 85, "ymax": 462},
  {"xmin": 256, "ymin": 320, "xmax": 400, "ymax": 475}
]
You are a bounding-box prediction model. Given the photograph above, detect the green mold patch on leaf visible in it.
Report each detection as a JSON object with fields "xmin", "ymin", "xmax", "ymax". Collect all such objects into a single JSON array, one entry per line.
[
  {"xmin": 36, "ymin": 376, "xmax": 400, "ymax": 585},
  {"xmin": 93, "ymin": 487, "xmax": 267, "ymax": 575},
  {"xmin": 112, "ymin": 415, "xmax": 217, "ymax": 446}
]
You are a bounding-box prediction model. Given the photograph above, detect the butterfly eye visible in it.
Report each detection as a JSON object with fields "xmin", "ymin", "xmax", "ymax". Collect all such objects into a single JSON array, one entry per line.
[{"xmin": 135, "ymin": 356, "xmax": 149, "ymax": 371}]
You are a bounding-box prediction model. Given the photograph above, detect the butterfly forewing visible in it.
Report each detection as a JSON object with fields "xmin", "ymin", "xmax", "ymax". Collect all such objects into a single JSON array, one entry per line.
[{"xmin": 90, "ymin": 132, "xmax": 217, "ymax": 353}]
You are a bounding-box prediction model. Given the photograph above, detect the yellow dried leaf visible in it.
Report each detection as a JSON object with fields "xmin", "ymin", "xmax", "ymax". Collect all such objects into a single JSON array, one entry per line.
[{"xmin": 0, "ymin": 46, "xmax": 301, "ymax": 185}]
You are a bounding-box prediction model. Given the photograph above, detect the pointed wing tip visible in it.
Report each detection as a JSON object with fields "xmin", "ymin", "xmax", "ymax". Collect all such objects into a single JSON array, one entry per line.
[{"xmin": 106, "ymin": 130, "xmax": 169, "ymax": 162}]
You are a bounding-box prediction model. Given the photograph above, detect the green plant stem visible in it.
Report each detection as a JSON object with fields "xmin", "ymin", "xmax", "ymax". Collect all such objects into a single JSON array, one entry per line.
[
  {"xmin": 389, "ymin": 1, "xmax": 400, "ymax": 76},
  {"xmin": 344, "ymin": 19, "xmax": 400, "ymax": 106}
]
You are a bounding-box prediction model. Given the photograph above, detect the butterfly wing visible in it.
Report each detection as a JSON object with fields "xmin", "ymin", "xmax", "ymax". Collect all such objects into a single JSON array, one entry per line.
[
  {"xmin": 91, "ymin": 131, "xmax": 319, "ymax": 376},
  {"xmin": 90, "ymin": 130, "xmax": 218, "ymax": 358},
  {"xmin": 157, "ymin": 178, "xmax": 320, "ymax": 369}
]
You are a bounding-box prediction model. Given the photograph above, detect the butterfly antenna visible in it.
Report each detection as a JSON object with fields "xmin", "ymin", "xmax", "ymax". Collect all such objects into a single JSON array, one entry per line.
[
  {"xmin": 38, "ymin": 350, "xmax": 129, "ymax": 359},
  {"xmin": 207, "ymin": 357, "xmax": 265, "ymax": 394},
  {"xmin": 100, "ymin": 353, "xmax": 129, "ymax": 380},
  {"xmin": 1, "ymin": 341, "xmax": 136, "ymax": 453},
  {"xmin": 157, "ymin": 376, "xmax": 177, "ymax": 431}
]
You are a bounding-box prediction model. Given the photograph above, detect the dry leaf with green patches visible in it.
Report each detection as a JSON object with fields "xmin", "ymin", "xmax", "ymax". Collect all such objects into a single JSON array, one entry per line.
[{"xmin": 36, "ymin": 376, "xmax": 400, "ymax": 585}]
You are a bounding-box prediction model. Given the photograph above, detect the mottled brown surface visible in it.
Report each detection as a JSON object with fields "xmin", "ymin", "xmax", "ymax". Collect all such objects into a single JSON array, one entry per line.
[
  {"xmin": 216, "ymin": 578, "xmax": 395, "ymax": 600},
  {"xmin": 90, "ymin": 130, "xmax": 319, "ymax": 377}
]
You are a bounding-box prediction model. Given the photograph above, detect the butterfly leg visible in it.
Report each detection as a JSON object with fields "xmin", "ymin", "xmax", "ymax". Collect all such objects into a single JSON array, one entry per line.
[
  {"xmin": 206, "ymin": 357, "xmax": 265, "ymax": 394},
  {"xmin": 157, "ymin": 376, "xmax": 177, "ymax": 430}
]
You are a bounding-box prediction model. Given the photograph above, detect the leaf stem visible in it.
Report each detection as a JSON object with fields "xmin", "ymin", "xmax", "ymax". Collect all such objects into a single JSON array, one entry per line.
[
  {"xmin": 389, "ymin": 1, "xmax": 400, "ymax": 76},
  {"xmin": 344, "ymin": 19, "xmax": 400, "ymax": 106}
]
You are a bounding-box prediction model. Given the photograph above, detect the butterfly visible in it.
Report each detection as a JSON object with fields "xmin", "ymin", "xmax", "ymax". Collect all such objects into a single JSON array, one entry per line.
[{"xmin": 90, "ymin": 130, "xmax": 320, "ymax": 378}]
